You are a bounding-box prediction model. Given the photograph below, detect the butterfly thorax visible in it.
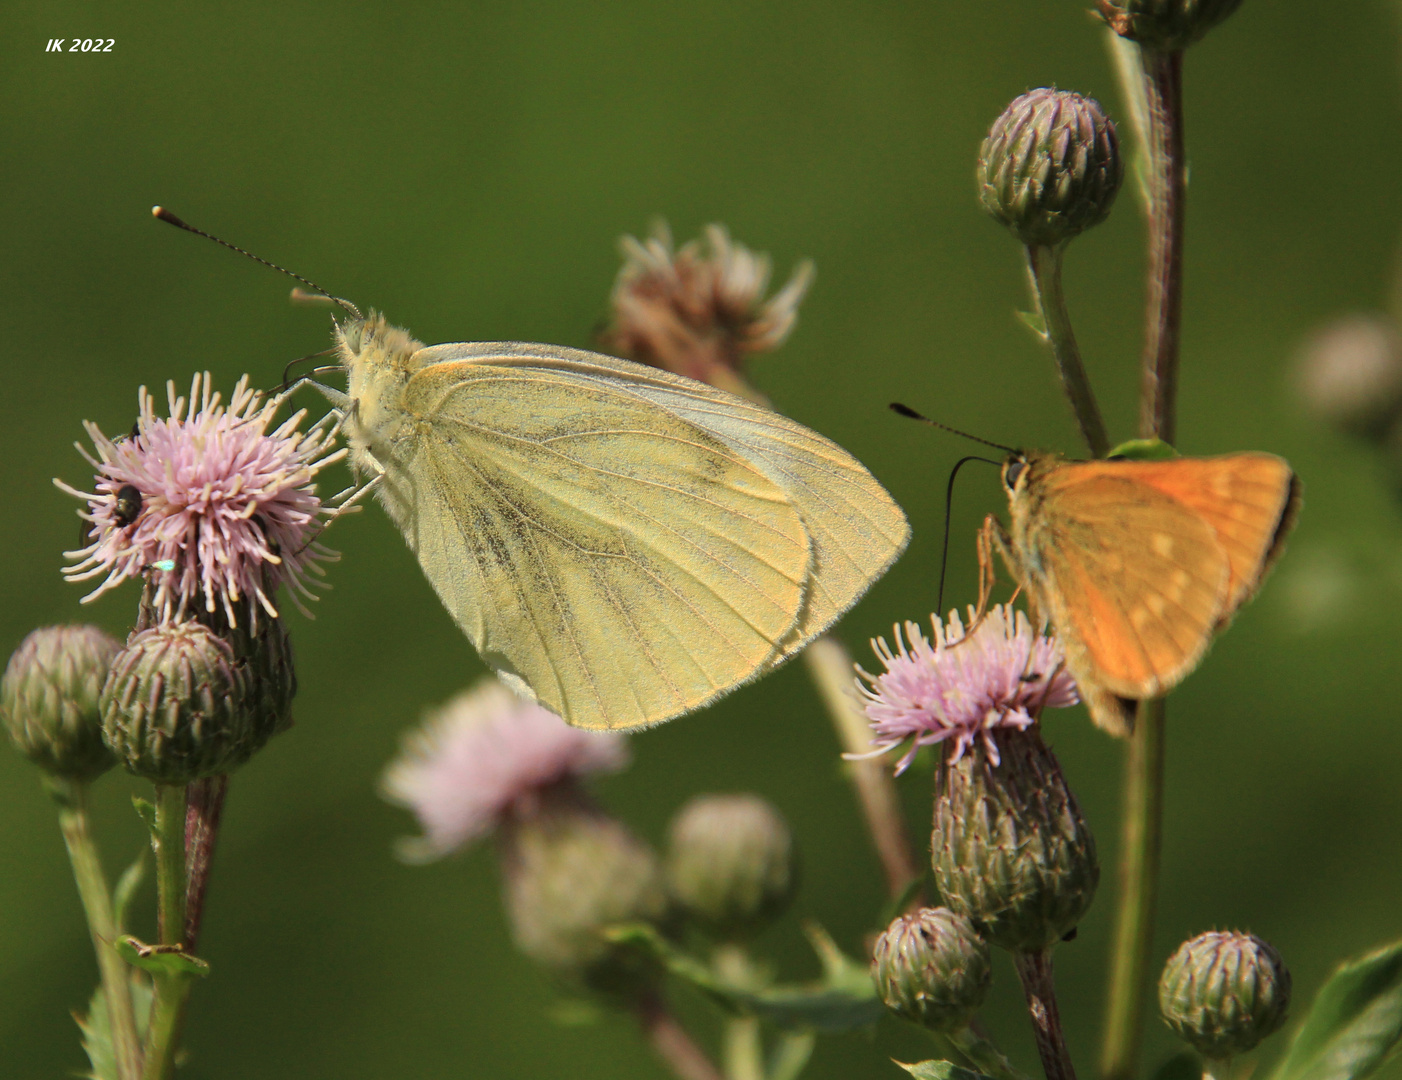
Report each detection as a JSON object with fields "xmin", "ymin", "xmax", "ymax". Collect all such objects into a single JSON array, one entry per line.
[
  {"xmin": 336, "ymin": 312, "xmax": 426, "ymax": 470},
  {"xmin": 1003, "ymin": 451, "xmax": 1065, "ymax": 573}
]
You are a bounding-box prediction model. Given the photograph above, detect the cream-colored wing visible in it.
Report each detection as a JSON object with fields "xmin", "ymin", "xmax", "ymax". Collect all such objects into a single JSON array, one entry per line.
[
  {"xmin": 413, "ymin": 342, "xmax": 911, "ymax": 665},
  {"xmin": 382, "ymin": 351, "xmax": 812, "ymax": 730}
]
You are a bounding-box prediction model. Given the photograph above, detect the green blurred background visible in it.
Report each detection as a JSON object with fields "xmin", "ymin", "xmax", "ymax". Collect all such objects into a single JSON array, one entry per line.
[{"xmin": 4, "ymin": 2, "xmax": 1401, "ymax": 1077}]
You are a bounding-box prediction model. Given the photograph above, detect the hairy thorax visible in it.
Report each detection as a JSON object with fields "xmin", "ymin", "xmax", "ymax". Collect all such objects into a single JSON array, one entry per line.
[{"xmin": 336, "ymin": 312, "xmax": 426, "ymax": 473}]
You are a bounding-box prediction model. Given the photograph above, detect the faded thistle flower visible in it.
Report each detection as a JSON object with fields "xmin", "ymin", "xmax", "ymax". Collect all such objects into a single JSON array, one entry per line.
[
  {"xmin": 57, "ymin": 373, "xmax": 344, "ymax": 629},
  {"xmin": 1160, "ymin": 931, "xmax": 1291, "ymax": 1059},
  {"xmin": 978, "ymin": 89, "xmax": 1122, "ymax": 250},
  {"xmin": 601, "ymin": 222, "xmax": 814, "ymax": 400},
  {"xmin": 2, "ymin": 625, "xmax": 121, "ymax": 780},
  {"xmin": 1097, "ymin": 0, "xmax": 1244, "ymax": 52},
  {"xmin": 872, "ymin": 907, "xmax": 992, "ymax": 1033},
  {"xmin": 382, "ymin": 678, "xmax": 664, "ymax": 993},
  {"xmin": 666, "ymin": 793, "xmax": 798, "ymax": 940},
  {"xmin": 382, "ymin": 678, "xmax": 630, "ymax": 861},
  {"xmin": 856, "ymin": 604, "xmax": 1078, "ymax": 775}
]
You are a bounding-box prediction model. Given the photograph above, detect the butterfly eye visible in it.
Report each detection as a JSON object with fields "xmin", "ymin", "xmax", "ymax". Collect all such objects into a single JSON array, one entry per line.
[
  {"xmin": 114, "ymin": 485, "xmax": 143, "ymax": 527},
  {"xmin": 1004, "ymin": 459, "xmax": 1027, "ymax": 491}
]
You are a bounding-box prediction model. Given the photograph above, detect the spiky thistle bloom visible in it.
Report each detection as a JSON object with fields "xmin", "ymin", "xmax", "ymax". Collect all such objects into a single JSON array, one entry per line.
[
  {"xmin": 856, "ymin": 605, "xmax": 1078, "ymax": 774},
  {"xmin": 56, "ymin": 373, "xmax": 344, "ymax": 628},
  {"xmin": 381, "ymin": 678, "xmax": 630, "ymax": 862},
  {"xmin": 601, "ymin": 222, "xmax": 814, "ymax": 398}
]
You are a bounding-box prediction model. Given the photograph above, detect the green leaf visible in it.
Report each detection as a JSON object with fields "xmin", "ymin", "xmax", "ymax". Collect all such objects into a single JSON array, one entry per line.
[
  {"xmin": 115, "ymin": 935, "xmax": 210, "ymax": 979},
  {"xmin": 768, "ymin": 1031, "xmax": 816, "ymax": 1080},
  {"xmin": 76, "ymin": 984, "xmax": 118, "ymax": 1080},
  {"xmin": 896, "ymin": 1059, "xmax": 994, "ymax": 1080},
  {"xmin": 606, "ymin": 924, "xmax": 885, "ymax": 1032},
  {"xmin": 132, "ymin": 795, "xmax": 157, "ymax": 838},
  {"xmin": 1150, "ymin": 1051, "xmax": 1202, "ymax": 1080},
  {"xmin": 1016, "ymin": 309, "xmax": 1047, "ymax": 338},
  {"xmin": 112, "ymin": 849, "xmax": 148, "ymax": 933},
  {"xmin": 1106, "ymin": 438, "xmax": 1178, "ymax": 461},
  {"xmin": 1267, "ymin": 939, "xmax": 1402, "ymax": 1080}
]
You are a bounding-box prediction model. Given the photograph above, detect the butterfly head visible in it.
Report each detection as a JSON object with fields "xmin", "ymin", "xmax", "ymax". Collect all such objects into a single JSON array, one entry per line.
[{"xmin": 336, "ymin": 312, "xmax": 426, "ymax": 455}]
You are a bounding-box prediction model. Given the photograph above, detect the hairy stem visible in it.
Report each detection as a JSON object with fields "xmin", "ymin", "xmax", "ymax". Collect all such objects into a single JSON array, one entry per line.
[
  {"xmin": 1025, "ymin": 244, "xmax": 1111, "ymax": 458},
  {"xmin": 1136, "ymin": 49, "xmax": 1186, "ymax": 445},
  {"xmin": 1015, "ymin": 949, "xmax": 1077, "ymax": 1080},
  {"xmin": 143, "ymin": 784, "xmax": 192, "ymax": 1080},
  {"xmin": 52, "ymin": 778, "xmax": 143, "ymax": 1080},
  {"xmin": 804, "ymin": 636, "xmax": 924, "ymax": 903},
  {"xmin": 635, "ymin": 992, "xmax": 725, "ymax": 1080},
  {"xmin": 1099, "ymin": 697, "xmax": 1166, "ymax": 1080},
  {"xmin": 183, "ymin": 774, "xmax": 229, "ymax": 953}
]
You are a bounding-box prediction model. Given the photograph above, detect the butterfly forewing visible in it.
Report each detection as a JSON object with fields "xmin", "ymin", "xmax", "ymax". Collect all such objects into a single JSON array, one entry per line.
[
  {"xmin": 1021, "ymin": 466, "xmax": 1230, "ymax": 698},
  {"xmin": 388, "ymin": 354, "xmax": 813, "ymax": 730}
]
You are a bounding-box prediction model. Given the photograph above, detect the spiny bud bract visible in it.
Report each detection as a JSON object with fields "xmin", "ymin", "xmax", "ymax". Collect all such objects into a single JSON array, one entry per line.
[
  {"xmin": 1160, "ymin": 930, "xmax": 1291, "ymax": 1059},
  {"xmin": 2, "ymin": 625, "xmax": 120, "ymax": 780},
  {"xmin": 931, "ymin": 727, "xmax": 1098, "ymax": 953},
  {"xmin": 1097, "ymin": 0, "xmax": 1244, "ymax": 53},
  {"xmin": 100, "ymin": 619, "xmax": 290, "ymax": 784},
  {"xmin": 872, "ymin": 907, "xmax": 992, "ymax": 1032},
  {"xmin": 978, "ymin": 88, "xmax": 1122, "ymax": 250},
  {"xmin": 500, "ymin": 784, "xmax": 670, "ymax": 998},
  {"xmin": 666, "ymin": 793, "xmax": 798, "ymax": 940}
]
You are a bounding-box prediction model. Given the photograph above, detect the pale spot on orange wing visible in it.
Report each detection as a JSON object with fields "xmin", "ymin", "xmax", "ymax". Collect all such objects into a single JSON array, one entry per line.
[
  {"xmin": 1145, "ymin": 593, "xmax": 1168, "ymax": 618},
  {"xmin": 1151, "ymin": 533, "xmax": 1175, "ymax": 558}
]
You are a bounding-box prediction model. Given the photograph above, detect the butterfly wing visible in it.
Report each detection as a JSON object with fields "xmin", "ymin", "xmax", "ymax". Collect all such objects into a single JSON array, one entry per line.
[
  {"xmin": 1017, "ymin": 463, "xmax": 1231, "ymax": 703},
  {"xmin": 417, "ymin": 342, "xmax": 912, "ymax": 667},
  {"xmin": 1108, "ymin": 453, "xmax": 1299, "ymax": 618}
]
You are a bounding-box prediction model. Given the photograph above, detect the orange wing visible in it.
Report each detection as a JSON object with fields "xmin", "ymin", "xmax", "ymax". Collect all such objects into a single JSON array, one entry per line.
[
  {"xmin": 1024, "ymin": 466, "xmax": 1230, "ymax": 698},
  {"xmin": 1112, "ymin": 453, "xmax": 1299, "ymax": 618}
]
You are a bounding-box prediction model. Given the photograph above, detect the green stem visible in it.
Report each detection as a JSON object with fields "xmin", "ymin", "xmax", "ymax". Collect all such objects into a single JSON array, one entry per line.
[
  {"xmin": 1025, "ymin": 244, "xmax": 1111, "ymax": 458},
  {"xmin": 804, "ymin": 636, "xmax": 924, "ymax": 904},
  {"xmin": 1099, "ymin": 697, "xmax": 1166, "ymax": 1080},
  {"xmin": 1135, "ymin": 49, "xmax": 1186, "ymax": 445},
  {"xmin": 1014, "ymin": 949, "xmax": 1077, "ymax": 1080},
  {"xmin": 948, "ymin": 1025, "xmax": 1030, "ymax": 1080},
  {"xmin": 142, "ymin": 784, "xmax": 192, "ymax": 1080},
  {"xmin": 51, "ymin": 778, "xmax": 143, "ymax": 1080},
  {"xmin": 723, "ymin": 1015, "xmax": 764, "ymax": 1080}
]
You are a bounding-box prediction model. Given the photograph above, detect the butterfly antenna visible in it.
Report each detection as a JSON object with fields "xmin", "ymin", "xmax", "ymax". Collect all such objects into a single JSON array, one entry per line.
[
  {"xmin": 152, "ymin": 206, "xmax": 363, "ymax": 321},
  {"xmin": 889, "ymin": 402, "xmax": 1017, "ymax": 455},
  {"xmin": 937, "ymin": 454, "xmax": 1001, "ymax": 617}
]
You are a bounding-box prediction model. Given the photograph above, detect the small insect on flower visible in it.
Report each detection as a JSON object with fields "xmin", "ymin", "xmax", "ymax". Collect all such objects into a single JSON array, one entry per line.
[
  {"xmin": 56, "ymin": 372, "xmax": 345, "ymax": 628},
  {"xmin": 855, "ymin": 604, "xmax": 1078, "ymax": 774},
  {"xmin": 381, "ymin": 678, "xmax": 631, "ymax": 862}
]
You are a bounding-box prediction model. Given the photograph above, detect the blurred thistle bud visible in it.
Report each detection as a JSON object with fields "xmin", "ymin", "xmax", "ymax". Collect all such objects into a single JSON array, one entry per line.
[
  {"xmin": 600, "ymin": 222, "xmax": 814, "ymax": 402},
  {"xmin": 978, "ymin": 89, "xmax": 1122, "ymax": 250},
  {"xmin": 2, "ymin": 625, "xmax": 120, "ymax": 780},
  {"xmin": 1097, "ymin": 0, "xmax": 1244, "ymax": 52},
  {"xmin": 666, "ymin": 793, "xmax": 798, "ymax": 940},
  {"xmin": 101, "ymin": 619, "xmax": 289, "ymax": 784},
  {"xmin": 872, "ymin": 907, "xmax": 992, "ymax": 1032},
  {"xmin": 1159, "ymin": 931, "xmax": 1291, "ymax": 1059},
  {"xmin": 500, "ymin": 783, "xmax": 670, "ymax": 997},
  {"xmin": 1294, "ymin": 314, "xmax": 1402, "ymax": 441},
  {"xmin": 932, "ymin": 726, "xmax": 1098, "ymax": 953}
]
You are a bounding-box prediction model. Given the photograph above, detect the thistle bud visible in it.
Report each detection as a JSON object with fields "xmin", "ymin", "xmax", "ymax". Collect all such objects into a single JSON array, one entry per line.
[
  {"xmin": 101, "ymin": 620, "xmax": 286, "ymax": 784},
  {"xmin": 978, "ymin": 89, "xmax": 1122, "ymax": 250},
  {"xmin": 499, "ymin": 783, "xmax": 669, "ymax": 997},
  {"xmin": 1159, "ymin": 931, "xmax": 1291, "ymax": 1059},
  {"xmin": 931, "ymin": 727, "xmax": 1098, "ymax": 953},
  {"xmin": 1097, "ymin": 0, "xmax": 1244, "ymax": 52},
  {"xmin": 1294, "ymin": 314, "xmax": 1402, "ymax": 441},
  {"xmin": 666, "ymin": 793, "xmax": 798, "ymax": 940},
  {"xmin": 2, "ymin": 625, "xmax": 120, "ymax": 779},
  {"xmin": 872, "ymin": 907, "xmax": 992, "ymax": 1032}
]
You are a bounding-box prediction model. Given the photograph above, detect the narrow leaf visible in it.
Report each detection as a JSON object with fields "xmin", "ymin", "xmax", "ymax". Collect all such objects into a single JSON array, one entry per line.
[
  {"xmin": 896, "ymin": 1059, "xmax": 994, "ymax": 1080},
  {"xmin": 131, "ymin": 796, "xmax": 157, "ymax": 838},
  {"xmin": 1107, "ymin": 438, "xmax": 1178, "ymax": 461},
  {"xmin": 1016, "ymin": 310, "xmax": 1047, "ymax": 338},
  {"xmin": 768, "ymin": 1031, "xmax": 816, "ymax": 1080},
  {"xmin": 115, "ymin": 935, "xmax": 210, "ymax": 979},
  {"xmin": 1269, "ymin": 939, "xmax": 1402, "ymax": 1080},
  {"xmin": 112, "ymin": 849, "xmax": 148, "ymax": 933},
  {"xmin": 75, "ymin": 984, "xmax": 118, "ymax": 1080}
]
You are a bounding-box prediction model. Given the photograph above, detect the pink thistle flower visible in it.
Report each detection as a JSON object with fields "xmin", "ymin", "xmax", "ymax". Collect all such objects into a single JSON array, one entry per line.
[
  {"xmin": 855, "ymin": 605, "xmax": 1079, "ymax": 775},
  {"xmin": 56, "ymin": 372, "xmax": 344, "ymax": 628},
  {"xmin": 381, "ymin": 679, "xmax": 630, "ymax": 862},
  {"xmin": 601, "ymin": 222, "xmax": 814, "ymax": 395}
]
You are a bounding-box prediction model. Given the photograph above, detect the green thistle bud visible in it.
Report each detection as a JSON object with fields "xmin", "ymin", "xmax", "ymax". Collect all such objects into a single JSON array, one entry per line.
[
  {"xmin": 666, "ymin": 793, "xmax": 797, "ymax": 940},
  {"xmin": 101, "ymin": 620, "xmax": 288, "ymax": 783},
  {"xmin": 2, "ymin": 625, "xmax": 120, "ymax": 779},
  {"xmin": 1097, "ymin": 0, "xmax": 1244, "ymax": 52},
  {"xmin": 872, "ymin": 907, "xmax": 992, "ymax": 1032},
  {"xmin": 978, "ymin": 88, "xmax": 1122, "ymax": 249},
  {"xmin": 1160, "ymin": 931, "xmax": 1291, "ymax": 1059},
  {"xmin": 499, "ymin": 782, "xmax": 669, "ymax": 997},
  {"xmin": 931, "ymin": 727, "xmax": 1098, "ymax": 953}
]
